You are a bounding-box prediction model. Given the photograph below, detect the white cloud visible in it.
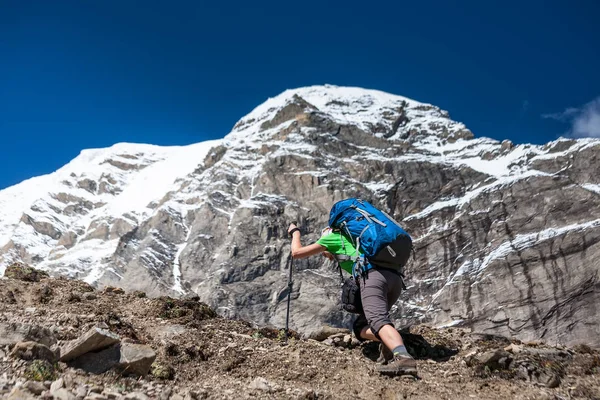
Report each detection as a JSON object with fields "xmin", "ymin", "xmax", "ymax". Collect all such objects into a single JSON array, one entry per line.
[
  {"xmin": 542, "ymin": 107, "xmax": 580, "ymax": 122},
  {"xmin": 542, "ymin": 97, "xmax": 600, "ymax": 138}
]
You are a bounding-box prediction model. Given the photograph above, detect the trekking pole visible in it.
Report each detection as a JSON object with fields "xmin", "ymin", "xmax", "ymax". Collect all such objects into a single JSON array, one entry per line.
[{"xmin": 285, "ymin": 221, "xmax": 297, "ymax": 342}]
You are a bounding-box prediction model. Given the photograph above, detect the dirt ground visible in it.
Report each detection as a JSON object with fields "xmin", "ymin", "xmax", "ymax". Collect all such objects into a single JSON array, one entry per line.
[{"xmin": 1, "ymin": 274, "xmax": 599, "ymax": 399}]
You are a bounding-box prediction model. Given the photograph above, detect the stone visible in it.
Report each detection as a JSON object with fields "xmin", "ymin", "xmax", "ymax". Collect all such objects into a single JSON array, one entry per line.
[
  {"xmin": 50, "ymin": 378, "xmax": 65, "ymax": 392},
  {"xmin": 89, "ymin": 386, "xmax": 104, "ymax": 394},
  {"xmin": 159, "ymin": 387, "xmax": 172, "ymax": 400},
  {"xmin": 23, "ymin": 381, "xmax": 47, "ymax": 395},
  {"xmin": 504, "ymin": 343, "xmax": 523, "ymax": 354},
  {"xmin": 118, "ymin": 343, "xmax": 156, "ymax": 376},
  {"xmin": 68, "ymin": 344, "xmax": 120, "ymax": 374},
  {"xmin": 83, "ymin": 292, "xmax": 97, "ymax": 301},
  {"xmin": 52, "ymin": 388, "xmax": 77, "ymax": 400},
  {"xmin": 305, "ymin": 326, "xmax": 351, "ymax": 341},
  {"xmin": 69, "ymin": 342, "xmax": 155, "ymax": 377},
  {"xmin": 59, "ymin": 327, "xmax": 120, "ymax": 361},
  {"xmin": 75, "ymin": 385, "xmax": 88, "ymax": 399},
  {"xmin": 102, "ymin": 391, "xmax": 122, "ymax": 400},
  {"xmin": 474, "ymin": 350, "xmax": 511, "ymax": 369},
  {"xmin": 0, "ymin": 323, "xmax": 57, "ymax": 347},
  {"xmin": 249, "ymin": 377, "xmax": 272, "ymax": 392},
  {"xmin": 103, "ymin": 287, "xmax": 125, "ymax": 295},
  {"xmin": 85, "ymin": 394, "xmax": 108, "ymax": 400},
  {"xmin": 7, "ymin": 387, "xmax": 37, "ymax": 399},
  {"xmin": 10, "ymin": 341, "xmax": 56, "ymax": 363},
  {"xmin": 123, "ymin": 392, "xmax": 149, "ymax": 400},
  {"xmin": 67, "ymin": 292, "xmax": 82, "ymax": 302}
]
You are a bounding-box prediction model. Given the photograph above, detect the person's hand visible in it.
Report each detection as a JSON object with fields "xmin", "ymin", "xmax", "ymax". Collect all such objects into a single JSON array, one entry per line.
[
  {"xmin": 287, "ymin": 223, "xmax": 297, "ymax": 234},
  {"xmin": 322, "ymin": 251, "xmax": 334, "ymax": 261},
  {"xmin": 288, "ymin": 223, "xmax": 300, "ymax": 237}
]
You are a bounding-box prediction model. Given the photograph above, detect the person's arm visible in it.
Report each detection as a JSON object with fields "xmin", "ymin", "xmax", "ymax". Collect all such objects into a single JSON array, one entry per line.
[{"xmin": 288, "ymin": 223, "xmax": 326, "ymax": 259}]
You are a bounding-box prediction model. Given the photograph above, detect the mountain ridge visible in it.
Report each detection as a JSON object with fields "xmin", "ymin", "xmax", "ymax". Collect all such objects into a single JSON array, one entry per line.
[{"xmin": 1, "ymin": 84, "xmax": 599, "ymax": 348}]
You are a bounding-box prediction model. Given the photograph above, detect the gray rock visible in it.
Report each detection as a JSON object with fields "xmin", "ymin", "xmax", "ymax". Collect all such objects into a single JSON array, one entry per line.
[
  {"xmin": 101, "ymin": 391, "xmax": 123, "ymax": 400},
  {"xmin": 68, "ymin": 344, "xmax": 120, "ymax": 374},
  {"xmin": 475, "ymin": 350, "xmax": 510, "ymax": 367},
  {"xmin": 75, "ymin": 385, "xmax": 88, "ymax": 399},
  {"xmin": 117, "ymin": 343, "xmax": 156, "ymax": 376},
  {"xmin": 10, "ymin": 341, "xmax": 56, "ymax": 362},
  {"xmin": 82, "ymin": 292, "xmax": 97, "ymax": 301},
  {"xmin": 0, "ymin": 323, "xmax": 57, "ymax": 347},
  {"xmin": 89, "ymin": 385, "xmax": 104, "ymax": 394},
  {"xmin": 23, "ymin": 381, "xmax": 46, "ymax": 395},
  {"xmin": 6, "ymin": 387, "xmax": 37, "ymax": 399},
  {"xmin": 59, "ymin": 327, "xmax": 120, "ymax": 361},
  {"xmin": 50, "ymin": 378, "xmax": 65, "ymax": 392},
  {"xmin": 123, "ymin": 392, "xmax": 149, "ymax": 400},
  {"xmin": 52, "ymin": 388, "xmax": 77, "ymax": 400},
  {"xmin": 249, "ymin": 377, "xmax": 273, "ymax": 392},
  {"xmin": 305, "ymin": 326, "xmax": 350, "ymax": 341},
  {"xmin": 516, "ymin": 362, "xmax": 561, "ymax": 388},
  {"xmin": 69, "ymin": 342, "xmax": 155, "ymax": 377},
  {"xmin": 85, "ymin": 394, "xmax": 108, "ymax": 400}
]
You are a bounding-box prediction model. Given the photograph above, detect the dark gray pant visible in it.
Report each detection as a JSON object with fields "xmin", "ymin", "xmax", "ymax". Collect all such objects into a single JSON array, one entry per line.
[{"xmin": 356, "ymin": 268, "xmax": 403, "ymax": 336}]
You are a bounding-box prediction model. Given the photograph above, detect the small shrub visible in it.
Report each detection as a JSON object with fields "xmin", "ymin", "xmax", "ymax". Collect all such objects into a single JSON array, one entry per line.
[
  {"xmin": 151, "ymin": 362, "xmax": 175, "ymax": 380},
  {"xmin": 277, "ymin": 329, "xmax": 287, "ymax": 342},
  {"xmin": 251, "ymin": 331, "xmax": 263, "ymax": 340},
  {"xmin": 25, "ymin": 360, "xmax": 56, "ymax": 381}
]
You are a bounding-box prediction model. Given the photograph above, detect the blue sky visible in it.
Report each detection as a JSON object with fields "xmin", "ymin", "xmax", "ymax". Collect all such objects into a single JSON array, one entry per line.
[{"xmin": 1, "ymin": 0, "xmax": 599, "ymax": 190}]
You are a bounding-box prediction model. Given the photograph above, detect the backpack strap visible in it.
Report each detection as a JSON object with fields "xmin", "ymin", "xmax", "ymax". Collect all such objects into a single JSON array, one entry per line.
[{"xmin": 352, "ymin": 205, "xmax": 387, "ymax": 227}]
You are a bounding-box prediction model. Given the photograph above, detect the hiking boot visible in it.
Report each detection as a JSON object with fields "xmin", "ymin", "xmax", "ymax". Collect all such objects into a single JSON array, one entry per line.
[
  {"xmin": 376, "ymin": 354, "xmax": 417, "ymax": 376},
  {"xmin": 376, "ymin": 343, "xmax": 394, "ymax": 365}
]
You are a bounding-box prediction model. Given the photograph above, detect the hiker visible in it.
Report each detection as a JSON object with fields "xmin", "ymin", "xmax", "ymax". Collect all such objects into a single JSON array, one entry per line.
[{"xmin": 288, "ymin": 217, "xmax": 417, "ymax": 376}]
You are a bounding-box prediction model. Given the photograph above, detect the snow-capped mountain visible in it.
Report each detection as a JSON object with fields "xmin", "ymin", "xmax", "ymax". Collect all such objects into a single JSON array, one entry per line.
[{"xmin": 1, "ymin": 85, "xmax": 599, "ymax": 347}]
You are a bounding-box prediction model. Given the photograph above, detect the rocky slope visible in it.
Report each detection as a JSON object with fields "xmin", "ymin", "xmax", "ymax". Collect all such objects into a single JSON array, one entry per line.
[
  {"xmin": 1, "ymin": 85, "xmax": 599, "ymax": 348},
  {"xmin": 1, "ymin": 267, "xmax": 599, "ymax": 400}
]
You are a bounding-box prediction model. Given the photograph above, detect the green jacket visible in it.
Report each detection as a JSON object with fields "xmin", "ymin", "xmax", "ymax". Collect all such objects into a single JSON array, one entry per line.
[{"xmin": 316, "ymin": 232, "xmax": 362, "ymax": 274}]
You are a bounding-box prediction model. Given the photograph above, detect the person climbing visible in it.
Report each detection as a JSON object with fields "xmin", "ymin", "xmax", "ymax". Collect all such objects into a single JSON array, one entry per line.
[{"xmin": 287, "ymin": 201, "xmax": 417, "ymax": 376}]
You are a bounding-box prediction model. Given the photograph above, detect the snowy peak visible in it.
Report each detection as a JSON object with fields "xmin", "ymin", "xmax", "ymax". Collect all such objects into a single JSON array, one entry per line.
[
  {"xmin": 0, "ymin": 140, "xmax": 221, "ymax": 278},
  {"xmin": 229, "ymin": 85, "xmax": 473, "ymax": 143}
]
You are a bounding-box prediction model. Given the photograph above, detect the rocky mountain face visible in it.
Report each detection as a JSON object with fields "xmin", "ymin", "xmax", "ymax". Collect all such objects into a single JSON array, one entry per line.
[{"xmin": 1, "ymin": 85, "xmax": 599, "ymax": 348}]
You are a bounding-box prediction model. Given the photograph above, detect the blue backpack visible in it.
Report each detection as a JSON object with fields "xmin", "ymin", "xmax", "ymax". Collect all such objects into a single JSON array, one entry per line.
[{"xmin": 328, "ymin": 198, "xmax": 412, "ymax": 277}]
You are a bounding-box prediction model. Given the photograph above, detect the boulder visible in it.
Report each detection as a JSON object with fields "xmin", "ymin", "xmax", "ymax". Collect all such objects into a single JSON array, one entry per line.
[
  {"xmin": 68, "ymin": 344, "xmax": 121, "ymax": 374},
  {"xmin": 69, "ymin": 343, "xmax": 156, "ymax": 377},
  {"xmin": 118, "ymin": 343, "xmax": 156, "ymax": 376},
  {"xmin": 59, "ymin": 327, "xmax": 120, "ymax": 361},
  {"xmin": 10, "ymin": 341, "xmax": 56, "ymax": 363}
]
